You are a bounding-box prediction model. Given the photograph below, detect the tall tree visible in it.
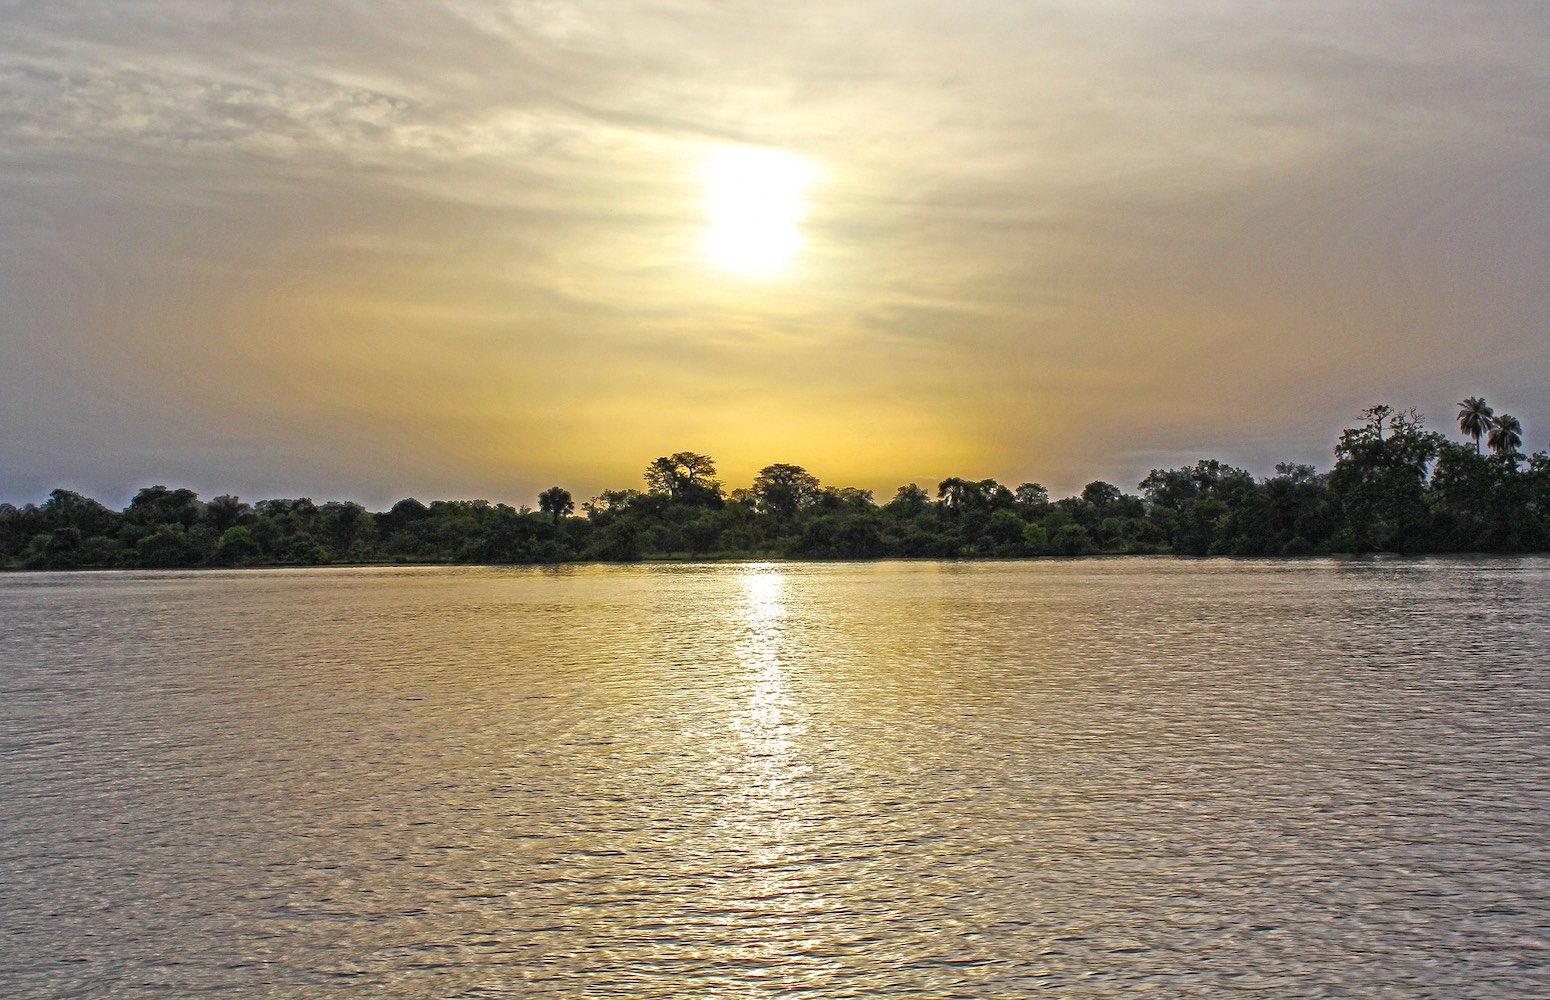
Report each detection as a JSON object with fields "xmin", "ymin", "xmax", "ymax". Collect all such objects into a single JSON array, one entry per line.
[
  {"xmin": 127, "ymin": 485, "xmax": 202, "ymax": 527},
  {"xmin": 748, "ymin": 464, "xmax": 821, "ymax": 520},
  {"xmin": 885, "ymin": 483, "xmax": 931, "ymax": 517},
  {"xmin": 937, "ymin": 477, "xmax": 984, "ymax": 511},
  {"xmin": 1014, "ymin": 483, "xmax": 1051, "ymax": 510},
  {"xmin": 537, "ymin": 486, "xmax": 574, "ymax": 524},
  {"xmin": 1488, "ymin": 414, "xmax": 1524, "ymax": 462},
  {"xmin": 1138, "ymin": 460, "xmax": 1256, "ymax": 511},
  {"xmin": 203, "ymin": 494, "xmax": 254, "ymax": 533},
  {"xmin": 1330, "ymin": 405, "xmax": 1443, "ymax": 552},
  {"xmin": 42, "ymin": 489, "xmax": 119, "ymax": 536},
  {"xmin": 644, "ymin": 452, "xmax": 722, "ymax": 504},
  {"xmin": 1457, "ymin": 397, "xmax": 1495, "ymax": 454},
  {"xmin": 1080, "ymin": 481, "xmax": 1123, "ymax": 512}
]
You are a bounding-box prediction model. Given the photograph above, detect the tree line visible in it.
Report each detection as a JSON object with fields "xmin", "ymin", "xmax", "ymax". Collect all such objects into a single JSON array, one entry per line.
[{"xmin": 4, "ymin": 399, "xmax": 1547, "ymax": 570}]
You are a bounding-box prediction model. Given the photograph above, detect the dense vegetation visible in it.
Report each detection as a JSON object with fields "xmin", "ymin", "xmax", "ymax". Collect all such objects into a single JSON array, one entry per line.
[{"xmin": 5, "ymin": 401, "xmax": 1548, "ymax": 569}]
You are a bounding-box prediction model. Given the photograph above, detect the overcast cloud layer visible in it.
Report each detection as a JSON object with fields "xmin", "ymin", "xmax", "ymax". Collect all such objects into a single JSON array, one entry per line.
[{"xmin": 2, "ymin": 0, "xmax": 1547, "ymax": 507}]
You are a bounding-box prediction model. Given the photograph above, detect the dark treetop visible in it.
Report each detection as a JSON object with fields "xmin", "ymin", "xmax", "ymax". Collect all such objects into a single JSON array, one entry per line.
[{"xmin": 6, "ymin": 402, "xmax": 1548, "ymax": 569}]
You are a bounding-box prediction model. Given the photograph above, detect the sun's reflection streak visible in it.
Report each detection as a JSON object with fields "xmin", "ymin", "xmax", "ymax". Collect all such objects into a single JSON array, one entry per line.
[
  {"xmin": 728, "ymin": 566, "xmax": 804, "ymax": 837},
  {"xmin": 705, "ymin": 565, "xmax": 832, "ymax": 971}
]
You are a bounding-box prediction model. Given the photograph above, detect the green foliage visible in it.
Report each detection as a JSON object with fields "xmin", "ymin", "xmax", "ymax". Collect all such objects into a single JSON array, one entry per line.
[
  {"xmin": 204, "ymin": 494, "xmax": 253, "ymax": 533},
  {"xmin": 1247, "ymin": 464, "xmax": 1337, "ymax": 556},
  {"xmin": 886, "ymin": 484, "xmax": 931, "ymax": 517},
  {"xmin": 1488, "ymin": 414, "xmax": 1524, "ymax": 464},
  {"xmin": 1015, "ymin": 483, "xmax": 1051, "ymax": 511},
  {"xmin": 4, "ymin": 406, "xmax": 1547, "ymax": 570},
  {"xmin": 1457, "ymin": 397, "xmax": 1495, "ymax": 454},
  {"xmin": 935, "ymin": 477, "xmax": 971, "ymax": 511},
  {"xmin": 1330, "ymin": 406, "xmax": 1444, "ymax": 552},
  {"xmin": 1046, "ymin": 523, "xmax": 1094, "ymax": 556},
  {"xmin": 213, "ymin": 526, "xmax": 260, "ymax": 565},
  {"xmin": 135, "ymin": 524, "xmax": 195, "ymax": 568},
  {"xmin": 23, "ymin": 528, "xmax": 84, "ymax": 569},
  {"xmin": 538, "ymin": 486, "xmax": 575, "ymax": 523},
  {"xmin": 644, "ymin": 452, "xmax": 723, "ymax": 506},
  {"xmin": 791, "ymin": 511, "xmax": 886, "ymax": 559},
  {"xmin": 587, "ymin": 519, "xmax": 644, "ymax": 561},
  {"xmin": 1081, "ymin": 481, "xmax": 1122, "ymax": 511},
  {"xmin": 44, "ymin": 489, "xmax": 120, "ymax": 536},
  {"xmin": 749, "ymin": 464, "xmax": 821, "ymax": 520},
  {"xmin": 128, "ymin": 486, "xmax": 202, "ymax": 528}
]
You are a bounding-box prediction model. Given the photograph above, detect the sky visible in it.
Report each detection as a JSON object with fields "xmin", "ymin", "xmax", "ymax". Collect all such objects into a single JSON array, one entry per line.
[{"xmin": 2, "ymin": 0, "xmax": 1547, "ymax": 509}]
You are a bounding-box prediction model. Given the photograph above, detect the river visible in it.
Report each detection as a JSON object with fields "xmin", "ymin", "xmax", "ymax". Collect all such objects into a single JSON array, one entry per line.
[{"xmin": 2, "ymin": 559, "xmax": 1547, "ymax": 996}]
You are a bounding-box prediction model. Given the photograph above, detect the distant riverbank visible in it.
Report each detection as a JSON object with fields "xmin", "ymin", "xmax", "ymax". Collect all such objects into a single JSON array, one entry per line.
[
  {"xmin": 7, "ymin": 549, "xmax": 1520, "ymax": 575},
  {"xmin": 5, "ymin": 402, "xmax": 1547, "ymax": 569}
]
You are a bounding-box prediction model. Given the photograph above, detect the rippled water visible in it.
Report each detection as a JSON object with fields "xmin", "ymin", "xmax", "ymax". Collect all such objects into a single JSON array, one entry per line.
[{"xmin": 2, "ymin": 559, "xmax": 1548, "ymax": 997}]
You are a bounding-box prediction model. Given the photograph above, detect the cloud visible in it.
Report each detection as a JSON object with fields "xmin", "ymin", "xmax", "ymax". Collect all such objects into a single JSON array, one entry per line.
[{"xmin": 1, "ymin": 0, "xmax": 1547, "ymax": 504}]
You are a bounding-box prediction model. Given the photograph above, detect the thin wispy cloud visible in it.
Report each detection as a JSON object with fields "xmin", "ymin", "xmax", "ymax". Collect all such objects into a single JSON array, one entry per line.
[{"xmin": 2, "ymin": 1, "xmax": 1546, "ymax": 505}]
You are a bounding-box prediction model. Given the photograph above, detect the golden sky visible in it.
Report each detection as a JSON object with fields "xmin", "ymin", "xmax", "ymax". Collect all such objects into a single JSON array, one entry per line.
[{"xmin": 2, "ymin": 1, "xmax": 1547, "ymax": 507}]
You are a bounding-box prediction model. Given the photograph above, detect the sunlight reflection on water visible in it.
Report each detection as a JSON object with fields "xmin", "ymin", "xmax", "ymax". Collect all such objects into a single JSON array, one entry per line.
[{"xmin": 2, "ymin": 559, "xmax": 1549, "ymax": 997}]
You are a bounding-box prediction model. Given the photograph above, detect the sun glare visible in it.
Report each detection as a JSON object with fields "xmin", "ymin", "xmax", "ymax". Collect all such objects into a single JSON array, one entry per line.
[{"xmin": 701, "ymin": 147, "xmax": 813, "ymax": 277}]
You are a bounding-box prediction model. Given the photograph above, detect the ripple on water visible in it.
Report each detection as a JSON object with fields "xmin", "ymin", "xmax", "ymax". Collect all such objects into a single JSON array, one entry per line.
[{"xmin": 1, "ymin": 558, "xmax": 1549, "ymax": 997}]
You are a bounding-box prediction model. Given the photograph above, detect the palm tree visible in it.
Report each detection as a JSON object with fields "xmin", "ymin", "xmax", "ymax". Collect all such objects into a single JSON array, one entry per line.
[
  {"xmin": 1457, "ymin": 397, "xmax": 1495, "ymax": 454},
  {"xmin": 1488, "ymin": 413, "xmax": 1523, "ymax": 460},
  {"xmin": 936, "ymin": 477, "xmax": 969, "ymax": 511}
]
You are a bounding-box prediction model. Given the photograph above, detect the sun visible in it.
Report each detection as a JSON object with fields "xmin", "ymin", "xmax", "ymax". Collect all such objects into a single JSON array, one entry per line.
[{"xmin": 700, "ymin": 147, "xmax": 813, "ymax": 277}]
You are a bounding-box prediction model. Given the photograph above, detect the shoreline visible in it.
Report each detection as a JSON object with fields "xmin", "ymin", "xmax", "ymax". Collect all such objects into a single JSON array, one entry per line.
[{"xmin": 5, "ymin": 549, "xmax": 1544, "ymax": 575}]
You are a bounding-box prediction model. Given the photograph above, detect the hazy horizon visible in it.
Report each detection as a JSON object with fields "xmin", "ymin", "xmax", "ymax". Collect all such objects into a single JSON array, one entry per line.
[
  {"xmin": 0, "ymin": 405, "xmax": 1521, "ymax": 514},
  {"xmin": 4, "ymin": 1, "xmax": 1547, "ymax": 510}
]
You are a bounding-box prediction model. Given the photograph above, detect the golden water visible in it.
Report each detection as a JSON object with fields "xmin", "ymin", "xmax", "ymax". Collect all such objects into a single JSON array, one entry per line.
[{"xmin": 2, "ymin": 559, "xmax": 1547, "ymax": 996}]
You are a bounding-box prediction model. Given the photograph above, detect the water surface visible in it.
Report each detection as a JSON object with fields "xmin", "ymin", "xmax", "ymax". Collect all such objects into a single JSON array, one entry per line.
[{"xmin": 2, "ymin": 559, "xmax": 1548, "ymax": 996}]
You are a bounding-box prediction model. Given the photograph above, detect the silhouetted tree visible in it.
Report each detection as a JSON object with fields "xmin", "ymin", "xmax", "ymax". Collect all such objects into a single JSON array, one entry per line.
[
  {"xmin": 203, "ymin": 494, "xmax": 253, "ymax": 533},
  {"xmin": 127, "ymin": 486, "xmax": 202, "ymax": 528},
  {"xmin": 1429, "ymin": 442, "xmax": 1503, "ymax": 549},
  {"xmin": 583, "ymin": 489, "xmax": 643, "ymax": 519},
  {"xmin": 1489, "ymin": 414, "xmax": 1523, "ymax": 463},
  {"xmin": 1014, "ymin": 483, "xmax": 1051, "ymax": 511},
  {"xmin": 644, "ymin": 452, "xmax": 723, "ymax": 505},
  {"xmin": 1457, "ymin": 397, "xmax": 1495, "ymax": 454},
  {"xmin": 1331, "ymin": 405, "xmax": 1443, "ymax": 552},
  {"xmin": 937, "ymin": 477, "xmax": 980, "ymax": 511},
  {"xmin": 7, "ymin": 408, "xmax": 1548, "ymax": 570},
  {"xmin": 814, "ymin": 486, "xmax": 875, "ymax": 513},
  {"xmin": 42, "ymin": 489, "xmax": 118, "ymax": 537},
  {"xmin": 885, "ymin": 484, "xmax": 931, "ymax": 517},
  {"xmin": 1080, "ymin": 481, "xmax": 1123, "ymax": 512},
  {"xmin": 538, "ymin": 486, "xmax": 574, "ymax": 523},
  {"xmin": 749, "ymin": 464, "xmax": 821, "ymax": 520}
]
